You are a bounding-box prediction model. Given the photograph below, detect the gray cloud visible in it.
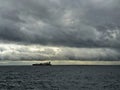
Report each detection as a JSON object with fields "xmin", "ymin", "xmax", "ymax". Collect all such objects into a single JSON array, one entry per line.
[
  {"xmin": 0, "ymin": 0, "xmax": 120, "ymax": 60},
  {"xmin": 0, "ymin": 44, "xmax": 119, "ymax": 61}
]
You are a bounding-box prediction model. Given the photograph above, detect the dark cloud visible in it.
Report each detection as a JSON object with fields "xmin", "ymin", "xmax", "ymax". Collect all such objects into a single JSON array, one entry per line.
[
  {"xmin": 0, "ymin": 0, "xmax": 119, "ymax": 47},
  {"xmin": 0, "ymin": 0, "xmax": 120, "ymax": 60}
]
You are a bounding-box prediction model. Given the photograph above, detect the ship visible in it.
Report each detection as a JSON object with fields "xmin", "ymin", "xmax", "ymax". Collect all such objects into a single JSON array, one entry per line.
[{"xmin": 32, "ymin": 62, "xmax": 52, "ymax": 66}]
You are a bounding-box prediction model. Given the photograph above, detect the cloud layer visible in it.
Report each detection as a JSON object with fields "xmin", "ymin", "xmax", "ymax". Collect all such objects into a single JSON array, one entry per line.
[
  {"xmin": 0, "ymin": 0, "xmax": 120, "ymax": 60},
  {"xmin": 0, "ymin": 44, "xmax": 119, "ymax": 61}
]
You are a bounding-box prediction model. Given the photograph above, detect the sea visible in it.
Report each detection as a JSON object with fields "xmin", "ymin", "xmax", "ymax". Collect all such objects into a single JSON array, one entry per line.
[{"xmin": 0, "ymin": 65, "xmax": 120, "ymax": 90}]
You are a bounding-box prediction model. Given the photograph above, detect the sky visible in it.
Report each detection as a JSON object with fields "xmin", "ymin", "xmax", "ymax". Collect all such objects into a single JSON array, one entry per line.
[{"xmin": 0, "ymin": 0, "xmax": 120, "ymax": 64}]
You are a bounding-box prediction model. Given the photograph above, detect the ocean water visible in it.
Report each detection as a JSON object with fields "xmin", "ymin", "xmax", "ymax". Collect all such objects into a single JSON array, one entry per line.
[{"xmin": 0, "ymin": 65, "xmax": 120, "ymax": 90}]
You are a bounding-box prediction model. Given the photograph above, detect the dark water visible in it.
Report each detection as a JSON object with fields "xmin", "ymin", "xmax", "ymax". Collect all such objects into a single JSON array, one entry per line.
[{"xmin": 0, "ymin": 65, "xmax": 120, "ymax": 90}]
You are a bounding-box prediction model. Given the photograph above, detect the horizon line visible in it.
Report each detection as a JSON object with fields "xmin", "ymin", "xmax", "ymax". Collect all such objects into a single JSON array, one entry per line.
[{"xmin": 0, "ymin": 60, "xmax": 120, "ymax": 65}]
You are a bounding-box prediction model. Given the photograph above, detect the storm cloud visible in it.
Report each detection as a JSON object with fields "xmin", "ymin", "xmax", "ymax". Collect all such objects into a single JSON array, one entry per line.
[{"xmin": 0, "ymin": 0, "xmax": 120, "ymax": 61}]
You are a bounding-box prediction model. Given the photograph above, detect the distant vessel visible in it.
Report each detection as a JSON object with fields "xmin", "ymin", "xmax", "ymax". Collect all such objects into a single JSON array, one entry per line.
[{"xmin": 32, "ymin": 62, "xmax": 52, "ymax": 66}]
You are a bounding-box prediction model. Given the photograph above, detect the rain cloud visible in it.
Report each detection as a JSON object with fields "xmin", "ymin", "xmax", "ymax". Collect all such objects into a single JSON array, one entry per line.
[{"xmin": 0, "ymin": 0, "xmax": 120, "ymax": 60}]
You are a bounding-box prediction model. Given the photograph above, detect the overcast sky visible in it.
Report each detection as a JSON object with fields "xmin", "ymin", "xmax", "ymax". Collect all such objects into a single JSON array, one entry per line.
[{"xmin": 0, "ymin": 0, "xmax": 120, "ymax": 61}]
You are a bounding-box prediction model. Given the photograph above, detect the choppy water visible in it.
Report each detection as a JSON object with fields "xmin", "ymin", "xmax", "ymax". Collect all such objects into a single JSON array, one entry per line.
[{"xmin": 0, "ymin": 65, "xmax": 120, "ymax": 90}]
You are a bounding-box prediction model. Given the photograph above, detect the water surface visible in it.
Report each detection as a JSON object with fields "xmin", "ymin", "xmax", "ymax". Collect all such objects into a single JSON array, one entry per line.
[{"xmin": 0, "ymin": 65, "xmax": 120, "ymax": 90}]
